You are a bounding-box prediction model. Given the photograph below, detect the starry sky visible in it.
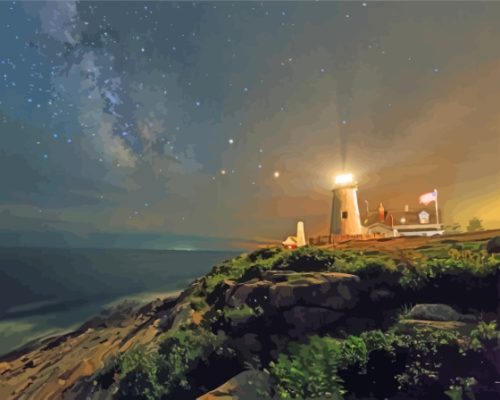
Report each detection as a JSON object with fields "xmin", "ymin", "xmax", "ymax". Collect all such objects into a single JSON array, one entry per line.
[{"xmin": 1, "ymin": 1, "xmax": 499, "ymax": 250}]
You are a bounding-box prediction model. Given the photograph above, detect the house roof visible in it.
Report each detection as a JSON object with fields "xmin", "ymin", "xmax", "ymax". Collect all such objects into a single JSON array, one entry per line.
[
  {"xmin": 366, "ymin": 222, "xmax": 394, "ymax": 232},
  {"xmin": 282, "ymin": 236, "xmax": 297, "ymax": 245},
  {"xmin": 363, "ymin": 206, "xmax": 440, "ymax": 227}
]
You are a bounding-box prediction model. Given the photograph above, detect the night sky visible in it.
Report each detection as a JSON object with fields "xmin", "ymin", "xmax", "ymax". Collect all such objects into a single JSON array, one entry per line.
[{"xmin": 1, "ymin": 1, "xmax": 499, "ymax": 250}]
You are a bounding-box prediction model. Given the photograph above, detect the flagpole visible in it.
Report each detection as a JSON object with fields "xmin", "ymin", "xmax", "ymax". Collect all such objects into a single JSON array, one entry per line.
[{"xmin": 434, "ymin": 188, "xmax": 439, "ymax": 226}]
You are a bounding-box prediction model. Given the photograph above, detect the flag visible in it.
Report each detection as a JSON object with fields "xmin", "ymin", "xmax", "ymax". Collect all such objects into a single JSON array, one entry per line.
[{"xmin": 419, "ymin": 190, "xmax": 437, "ymax": 205}]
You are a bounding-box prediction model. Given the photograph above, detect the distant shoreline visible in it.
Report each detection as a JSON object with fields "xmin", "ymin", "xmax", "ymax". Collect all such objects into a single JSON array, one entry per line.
[
  {"xmin": 0, "ymin": 247, "xmax": 237, "ymax": 357},
  {"xmin": 0, "ymin": 245, "xmax": 243, "ymax": 253},
  {"xmin": 0, "ymin": 289, "xmax": 182, "ymax": 361}
]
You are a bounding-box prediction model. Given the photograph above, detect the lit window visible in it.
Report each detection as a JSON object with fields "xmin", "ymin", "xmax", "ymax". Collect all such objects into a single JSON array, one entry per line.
[{"xmin": 419, "ymin": 211, "xmax": 430, "ymax": 224}]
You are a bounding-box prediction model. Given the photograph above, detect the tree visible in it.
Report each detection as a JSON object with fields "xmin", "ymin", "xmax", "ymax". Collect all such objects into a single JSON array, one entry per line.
[
  {"xmin": 466, "ymin": 217, "xmax": 484, "ymax": 232},
  {"xmin": 445, "ymin": 223, "xmax": 462, "ymax": 234}
]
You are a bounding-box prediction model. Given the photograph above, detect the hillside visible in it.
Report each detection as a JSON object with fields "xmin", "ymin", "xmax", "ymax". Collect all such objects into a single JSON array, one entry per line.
[{"xmin": 1, "ymin": 231, "xmax": 500, "ymax": 399}]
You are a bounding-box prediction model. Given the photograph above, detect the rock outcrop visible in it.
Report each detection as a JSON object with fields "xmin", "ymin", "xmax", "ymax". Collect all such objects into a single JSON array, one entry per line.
[
  {"xmin": 486, "ymin": 236, "xmax": 500, "ymax": 254},
  {"xmin": 197, "ymin": 370, "xmax": 270, "ymax": 400},
  {"xmin": 207, "ymin": 270, "xmax": 404, "ymax": 345},
  {"xmin": 407, "ymin": 303, "xmax": 476, "ymax": 322},
  {"xmin": 0, "ymin": 294, "xmax": 181, "ymax": 400},
  {"xmin": 225, "ymin": 271, "xmax": 361, "ymax": 311}
]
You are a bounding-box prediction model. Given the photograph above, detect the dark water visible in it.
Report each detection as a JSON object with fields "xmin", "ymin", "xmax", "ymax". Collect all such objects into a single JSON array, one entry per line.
[{"xmin": 0, "ymin": 246, "xmax": 238, "ymax": 356}]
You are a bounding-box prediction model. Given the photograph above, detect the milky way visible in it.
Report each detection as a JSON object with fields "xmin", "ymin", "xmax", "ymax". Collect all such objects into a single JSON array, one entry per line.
[{"xmin": 1, "ymin": 2, "xmax": 499, "ymax": 249}]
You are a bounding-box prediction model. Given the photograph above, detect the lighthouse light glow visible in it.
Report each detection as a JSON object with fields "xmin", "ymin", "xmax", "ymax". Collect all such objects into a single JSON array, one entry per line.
[{"xmin": 334, "ymin": 173, "xmax": 354, "ymax": 185}]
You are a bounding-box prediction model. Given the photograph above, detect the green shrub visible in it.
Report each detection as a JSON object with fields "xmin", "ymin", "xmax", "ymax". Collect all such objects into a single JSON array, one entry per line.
[
  {"xmin": 272, "ymin": 246, "xmax": 336, "ymax": 272},
  {"xmin": 269, "ymin": 336, "xmax": 345, "ymax": 399},
  {"xmin": 360, "ymin": 329, "xmax": 398, "ymax": 353},
  {"xmin": 156, "ymin": 327, "xmax": 224, "ymax": 394},
  {"xmin": 117, "ymin": 328, "xmax": 225, "ymax": 399},
  {"xmin": 398, "ymin": 248, "xmax": 500, "ymax": 289},
  {"xmin": 248, "ymin": 246, "xmax": 283, "ymax": 262},
  {"xmin": 445, "ymin": 377, "xmax": 478, "ymax": 400},
  {"xmin": 328, "ymin": 251, "xmax": 396, "ymax": 277},
  {"xmin": 269, "ymin": 335, "xmax": 374, "ymax": 398},
  {"xmin": 224, "ymin": 304, "xmax": 262, "ymax": 324},
  {"xmin": 238, "ymin": 264, "xmax": 267, "ymax": 282},
  {"xmin": 117, "ymin": 345, "xmax": 165, "ymax": 400},
  {"xmin": 337, "ymin": 335, "xmax": 368, "ymax": 371},
  {"xmin": 468, "ymin": 320, "xmax": 500, "ymax": 350},
  {"xmin": 393, "ymin": 328, "xmax": 461, "ymax": 390},
  {"xmin": 189, "ymin": 296, "xmax": 208, "ymax": 311},
  {"xmin": 201, "ymin": 253, "xmax": 280, "ymax": 296},
  {"xmin": 268, "ymin": 327, "xmax": 477, "ymax": 399}
]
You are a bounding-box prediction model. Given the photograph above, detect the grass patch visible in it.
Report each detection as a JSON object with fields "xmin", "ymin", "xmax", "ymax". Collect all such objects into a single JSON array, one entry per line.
[{"xmin": 223, "ymin": 304, "xmax": 263, "ymax": 324}]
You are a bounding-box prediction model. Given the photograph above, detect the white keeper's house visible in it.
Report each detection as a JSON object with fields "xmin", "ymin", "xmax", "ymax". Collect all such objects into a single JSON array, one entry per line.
[{"xmin": 365, "ymin": 204, "xmax": 444, "ymax": 238}]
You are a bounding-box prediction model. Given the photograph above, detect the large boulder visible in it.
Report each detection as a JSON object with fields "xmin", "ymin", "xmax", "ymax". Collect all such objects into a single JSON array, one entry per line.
[
  {"xmin": 225, "ymin": 280, "xmax": 271, "ymax": 308},
  {"xmin": 207, "ymin": 279, "xmax": 236, "ymax": 306},
  {"xmin": 268, "ymin": 272, "xmax": 360, "ymax": 310},
  {"xmin": 407, "ymin": 304, "xmax": 476, "ymax": 322},
  {"xmin": 486, "ymin": 236, "xmax": 500, "ymax": 254},
  {"xmin": 224, "ymin": 272, "xmax": 360, "ymax": 311},
  {"xmin": 197, "ymin": 370, "xmax": 271, "ymax": 400},
  {"xmin": 283, "ymin": 306, "xmax": 343, "ymax": 337},
  {"xmin": 220, "ymin": 272, "xmax": 363, "ymax": 339}
]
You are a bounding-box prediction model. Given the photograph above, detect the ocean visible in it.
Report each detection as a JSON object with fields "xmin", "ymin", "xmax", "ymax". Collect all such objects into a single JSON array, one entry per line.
[{"xmin": 0, "ymin": 246, "xmax": 238, "ymax": 356}]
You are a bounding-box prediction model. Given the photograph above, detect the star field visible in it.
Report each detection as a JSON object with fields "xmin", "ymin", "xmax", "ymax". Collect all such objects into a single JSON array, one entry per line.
[{"xmin": 1, "ymin": 1, "xmax": 499, "ymax": 248}]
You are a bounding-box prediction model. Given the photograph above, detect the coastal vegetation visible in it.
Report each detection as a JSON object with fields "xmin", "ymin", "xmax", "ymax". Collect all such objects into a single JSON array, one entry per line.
[
  {"xmin": 103, "ymin": 236, "xmax": 500, "ymax": 399},
  {"xmin": 2, "ymin": 233, "xmax": 499, "ymax": 399},
  {"xmin": 269, "ymin": 322, "xmax": 500, "ymax": 399}
]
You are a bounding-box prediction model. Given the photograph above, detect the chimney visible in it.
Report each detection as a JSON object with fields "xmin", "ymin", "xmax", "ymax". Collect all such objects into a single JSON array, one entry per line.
[{"xmin": 378, "ymin": 203, "xmax": 385, "ymax": 222}]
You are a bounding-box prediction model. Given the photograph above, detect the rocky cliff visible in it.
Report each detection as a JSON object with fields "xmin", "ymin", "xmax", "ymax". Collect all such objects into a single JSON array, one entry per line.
[{"xmin": 1, "ymin": 233, "xmax": 500, "ymax": 400}]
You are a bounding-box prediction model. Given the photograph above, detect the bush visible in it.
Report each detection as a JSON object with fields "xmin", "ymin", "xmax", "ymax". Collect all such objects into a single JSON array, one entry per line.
[
  {"xmin": 248, "ymin": 246, "xmax": 283, "ymax": 262},
  {"xmin": 116, "ymin": 328, "xmax": 225, "ymax": 400},
  {"xmin": 117, "ymin": 345, "xmax": 164, "ymax": 400},
  {"xmin": 268, "ymin": 324, "xmax": 498, "ymax": 399},
  {"xmin": 445, "ymin": 377, "xmax": 477, "ymax": 400},
  {"xmin": 330, "ymin": 252, "xmax": 397, "ymax": 277},
  {"xmin": 269, "ymin": 336, "xmax": 345, "ymax": 399},
  {"xmin": 200, "ymin": 252, "xmax": 281, "ymax": 296},
  {"xmin": 224, "ymin": 304, "xmax": 262, "ymax": 324},
  {"xmin": 360, "ymin": 329, "xmax": 398, "ymax": 353},
  {"xmin": 468, "ymin": 320, "xmax": 500, "ymax": 350},
  {"xmin": 238, "ymin": 264, "xmax": 266, "ymax": 282},
  {"xmin": 398, "ymin": 248, "xmax": 500, "ymax": 289},
  {"xmin": 189, "ymin": 296, "xmax": 208, "ymax": 311},
  {"xmin": 156, "ymin": 327, "xmax": 223, "ymax": 395},
  {"xmin": 337, "ymin": 335, "xmax": 368, "ymax": 371},
  {"xmin": 272, "ymin": 246, "xmax": 336, "ymax": 272},
  {"xmin": 393, "ymin": 327, "xmax": 461, "ymax": 390}
]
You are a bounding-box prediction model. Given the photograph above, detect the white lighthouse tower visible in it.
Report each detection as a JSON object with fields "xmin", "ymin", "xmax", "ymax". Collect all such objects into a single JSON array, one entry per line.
[{"xmin": 330, "ymin": 173, "xmax": 363, "ymax": 238}]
